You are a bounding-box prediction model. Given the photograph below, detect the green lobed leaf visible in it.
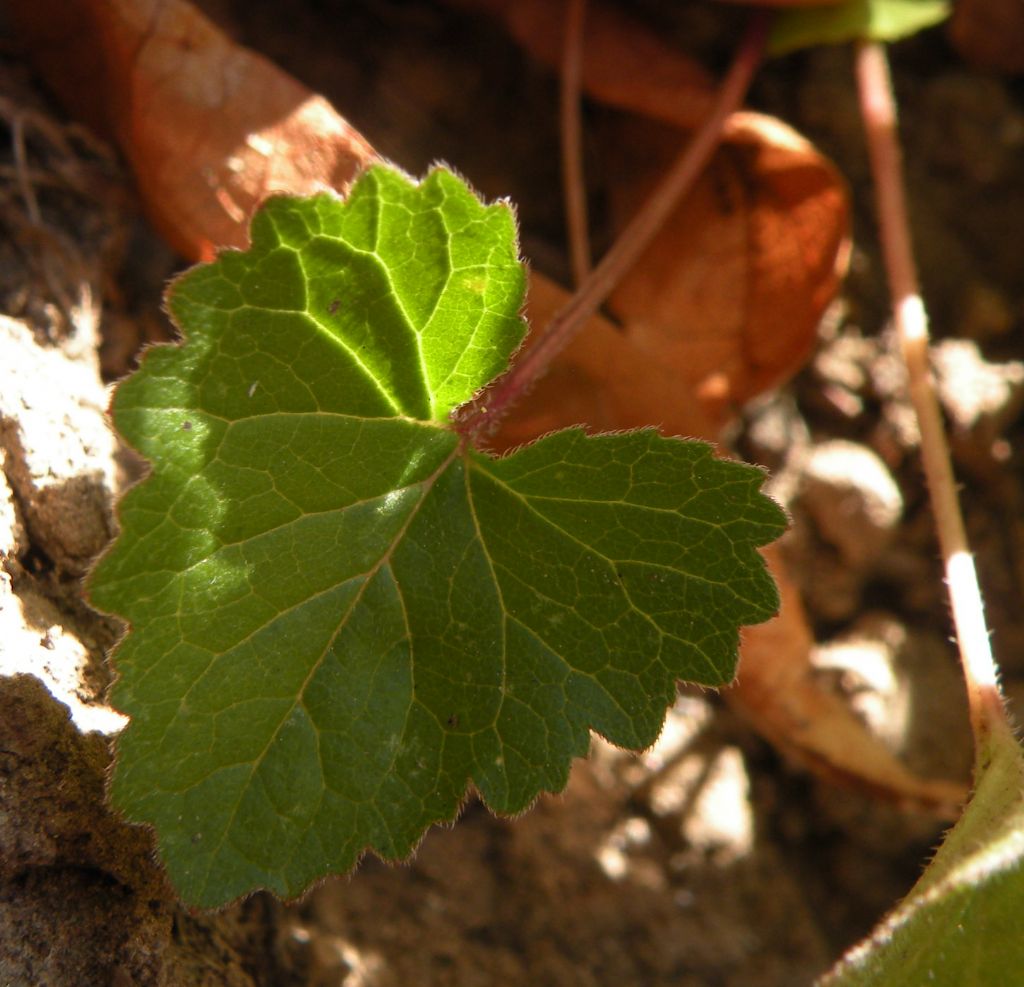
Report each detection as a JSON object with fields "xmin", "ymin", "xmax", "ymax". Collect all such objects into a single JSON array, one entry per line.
[
  {"xmin": 89, "ymin": 164, "xmax": 785, "ymax": 907},
  {"xmin": 770, "ymin": 0, "xmax": 951, "ymax": 56},
  {"xmin": 820, "ymin": 718, "xmax": 1024, "ymax": 986}
]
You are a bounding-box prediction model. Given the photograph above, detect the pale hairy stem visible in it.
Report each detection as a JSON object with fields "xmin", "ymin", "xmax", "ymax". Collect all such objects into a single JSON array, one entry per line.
[
  {"xmin": 561, "ymin": 0, "xmax": 591, "ymax": 286},
  {"xmin": 459, "ymin": 10, "xmax": 770, "ymax": 439},
  {"xmin": 855, "ymin": 40, "xmax": 1007, "ymax": 748}
]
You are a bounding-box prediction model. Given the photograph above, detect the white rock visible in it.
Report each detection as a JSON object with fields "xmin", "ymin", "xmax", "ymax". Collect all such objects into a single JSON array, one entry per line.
[{"xmin": 798, "ymin": 440, "xmax": 903, "ymax": 569}]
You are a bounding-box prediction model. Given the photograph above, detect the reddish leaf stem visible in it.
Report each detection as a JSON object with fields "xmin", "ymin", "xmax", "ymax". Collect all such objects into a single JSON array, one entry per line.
[
  {"xmin": 561, "ymin": 0, "xmax": 591, "ymax": 285},
  {"xmin": 458, "ymin": 10, "xmax": 770, "ymax": 440},
  {"xmin": 855, "ymin": 41, "xmax": 1006, "ymax": 749}
]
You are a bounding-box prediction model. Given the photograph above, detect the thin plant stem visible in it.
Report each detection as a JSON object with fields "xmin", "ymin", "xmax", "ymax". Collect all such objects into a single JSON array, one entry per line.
[
  {"xmin": 459, "ymin": 10, "xmax": 770, "ymax": 440},
  {"xmin": 561, "ymin": 0, "xmax": 591, "ymax": 286},
  {"xmin": 854, "ymin": 40, "xmax": 1006, "ymax": 748}
]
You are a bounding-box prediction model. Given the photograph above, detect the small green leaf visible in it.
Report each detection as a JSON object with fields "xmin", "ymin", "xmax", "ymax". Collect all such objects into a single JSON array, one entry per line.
[
  {"xmin": 770, "ymin": 0, "xmax": 951, "ymax": 56},
  {"xmin": 89, "ymin": 164, "xmax": 784, "ymax": 907},
  {"xmin": 820, "ymin": 717, "xmax": 1024, "ymax": 986}
]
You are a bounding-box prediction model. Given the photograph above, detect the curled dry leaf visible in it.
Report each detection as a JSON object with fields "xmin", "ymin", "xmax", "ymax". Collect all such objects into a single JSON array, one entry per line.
[
  {"xmin": 494, "ymin": 111, "xmax": 850, "ymax": 444},
  {"xmin": 10, "ymin": 0, "xmax": 377, "ymax": 260},
  {"xmin": 602, "ymin": 110, "xmax": 851, "ymax": 434},
  {"xmin": 726, "ymin": 546, "xmax": 968, "ymax": 817},
  {"xmin": 492, "ymin": 270, "xmax": 728, "ymax": 447}
]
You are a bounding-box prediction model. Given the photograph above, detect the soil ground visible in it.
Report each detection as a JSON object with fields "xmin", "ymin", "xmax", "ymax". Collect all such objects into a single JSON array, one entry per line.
[{"xmin": 2, "ymin": 2, "xmax": 1023, "ymax": 984}]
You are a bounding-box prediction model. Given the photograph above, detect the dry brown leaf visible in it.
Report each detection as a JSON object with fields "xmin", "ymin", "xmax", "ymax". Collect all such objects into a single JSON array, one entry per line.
[
  {"xmin": 492, "ymin": 270, "xmax": 728, "ymax": 448},
  {"xmin": 727, "ymin": 546, "xmax": 968, "ymax": 816},
  {"xmin": 602, "ymin": 110, "xmax": 850, "ymax": 433},
  {"xmin": 493, "ymin": 114, "xmax": 849, "ymax": 446},
  {"xmin": 10, "ymin": 0, "xmax": 377, "ymax": 260}
]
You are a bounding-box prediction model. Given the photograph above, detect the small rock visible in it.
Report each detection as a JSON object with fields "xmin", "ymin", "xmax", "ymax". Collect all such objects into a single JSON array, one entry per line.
[
  {"xmin": 648, "ymin": 746, "xmax": 753, "ymax": 866},
  {"xmin": 797, "ymin": 440, "xmax": 903, "ymax": 570},
  {"xmin": 0, "ymin": 316, "xmax": 116, "ymax": 573},
  {"xmin": 811, "ymin": 613, "xmax": 972, "ymax": 789},
  {"xmin": 932, "ymin": 338, "xmax": 1024, "ymax": 437}
]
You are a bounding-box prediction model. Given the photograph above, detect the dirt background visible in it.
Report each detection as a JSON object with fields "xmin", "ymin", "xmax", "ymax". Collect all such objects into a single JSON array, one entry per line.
[{"xmin": 2, "ymin": 2, "xmax": 1024, "ymax": 984}]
